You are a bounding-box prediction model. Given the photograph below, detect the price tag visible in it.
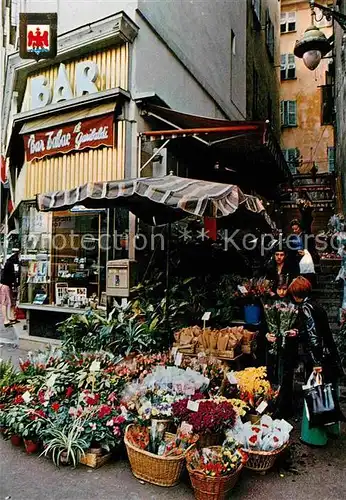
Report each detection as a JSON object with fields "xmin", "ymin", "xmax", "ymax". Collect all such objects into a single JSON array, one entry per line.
[
  {"xmin": 180, "ymin": 421, "xmax": 193, "ymax": 434},
  {"xmin": 90, "ymin": 360, "xmax": 101, "ymax": 372},
  {"xmin": 187, "ymin": 400, "xmax": 200, "ymax": 412},
  {"xmin": 227, "ymin": 371, "xmax": 238, "ymax": 385},
  {"xmin": 202, "ymin": 311, "xmax": 211, "ymax": 321},
  {"xmin": 22, "ymin": 391, "xmax": 32, "ymax": 403},
  {"xmin": 237, "ymin": 285, "xmax": 248, "ymax": 295},
  {"xmin": 256, "ymin": 401, "xmax": 268, "ymax": 414},
  {"xmin": 175, "ymin": 352, "xmax": 183, "ymax": 366}
]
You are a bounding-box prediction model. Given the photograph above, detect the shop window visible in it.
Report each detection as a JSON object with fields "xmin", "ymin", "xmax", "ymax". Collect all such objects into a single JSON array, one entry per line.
[
  {"xmin": 265, "ymin": 10, "xmax": 275, "ymax": 61},
  {"xmin": 321, "ymin": 85, "xmax": 334, "ymax": 125},
  {"xmin": 282, "ymin": 148, "xmax": 300, "ymax": 174},
  {"xmin": 281, "ymin": 12, "xmax": 296, "ymax": 33},
  {"xmin": 328, "ymin": 146, "xmax": 335, "ymax": 172},
  {"xmin": 281, "ymin": 54, "xmax": 296, "ymax": 80},
  {"xmin": 252, "ymin": 0, "xmax": 261, "ymax": 28},
  {"xmin": 281, "ymin": 100, "xmax": 297, "ymax": 127}
]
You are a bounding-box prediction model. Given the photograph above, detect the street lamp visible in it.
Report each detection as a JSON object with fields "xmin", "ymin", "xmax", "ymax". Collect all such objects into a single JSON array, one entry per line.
[{"xmin": 294, "ymin": 1, "xmax": 346, "ymax": 70}]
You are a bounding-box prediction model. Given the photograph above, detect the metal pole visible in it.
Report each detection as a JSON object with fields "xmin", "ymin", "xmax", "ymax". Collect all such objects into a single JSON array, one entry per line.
[{"xmin": 165, "ymin": 222, "xmax": 171, "ymax": 342}]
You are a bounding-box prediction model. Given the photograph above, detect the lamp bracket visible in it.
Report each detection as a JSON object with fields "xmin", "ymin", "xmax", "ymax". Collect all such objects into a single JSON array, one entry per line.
[{"xmin": 310, "ymin": 1, "xmax": 346, "ymax": 31}]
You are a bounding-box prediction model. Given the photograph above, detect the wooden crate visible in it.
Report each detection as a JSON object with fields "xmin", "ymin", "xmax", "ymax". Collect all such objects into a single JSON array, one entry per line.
[{"xmin": 80, "ymin": 451, "xmax": 112, "ymax": 469}]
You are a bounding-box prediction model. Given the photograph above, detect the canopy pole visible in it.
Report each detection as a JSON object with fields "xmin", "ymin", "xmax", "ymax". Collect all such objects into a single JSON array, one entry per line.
[{"xmin": 165, "ymin": 222, "xmax": 172, "ymax": 343}]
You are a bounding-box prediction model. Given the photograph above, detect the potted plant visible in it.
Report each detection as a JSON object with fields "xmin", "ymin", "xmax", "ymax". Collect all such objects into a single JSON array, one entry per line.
[
  {"xmin": 22, "ymin": 409, "xmax": 47, "ymax": 454},
  {"xmin": 5, "ymin": 406, "xmax": 26, "ymax": 446},
  {"xmin": 41, "ymin": 418, "xmax": 89, "ymax": 467},
  {"xmin": 238, "ymin": 278, "xmax": 272, "ymax": 325}
]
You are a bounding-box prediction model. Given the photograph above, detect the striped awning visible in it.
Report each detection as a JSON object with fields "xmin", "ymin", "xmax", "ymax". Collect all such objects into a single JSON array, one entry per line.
[{"xmin": 36, "ymin": 175, "xmax": 275, "ymax": 229}]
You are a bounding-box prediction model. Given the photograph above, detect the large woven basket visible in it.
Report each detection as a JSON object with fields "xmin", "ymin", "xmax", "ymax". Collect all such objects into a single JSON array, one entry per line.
[
  {"xmin": 187, "ymin": 450, "xmax": 243, "ymax": 500},
  {"xmin": 124, "ymin": 424, "xmax": 195, "ymax": 487},
  {"xmin": 243, "ymin": 442, "xmax": 288, "ymax": 472}
]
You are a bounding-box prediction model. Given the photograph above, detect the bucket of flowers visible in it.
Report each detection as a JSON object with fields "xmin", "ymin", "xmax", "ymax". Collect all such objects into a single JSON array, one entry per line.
[
  {"xmin": 186, "ymin": 436, "xmax": 248, "ymax": 500},
  {"xmin": 172, "ymin": 397, "xmax": 237, "ymax": 448},
  {"xmin": 232, "ymin": 367, "xmax": 279, "ymax": 423}
]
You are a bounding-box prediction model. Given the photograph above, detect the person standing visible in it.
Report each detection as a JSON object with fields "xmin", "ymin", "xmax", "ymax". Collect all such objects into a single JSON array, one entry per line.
[
  {"xmin": 0, "ymin": 252, "xmax": 19, "ymax": 326},
  {"xmin": 265, "ymin": 248, "xmax": 297, "ymax": 291},
  {"xmin": 287, "ymin": 276, "xmax": 344, "ymax": 444}
]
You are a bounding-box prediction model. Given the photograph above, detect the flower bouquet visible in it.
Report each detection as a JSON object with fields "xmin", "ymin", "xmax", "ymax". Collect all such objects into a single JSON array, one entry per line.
[
  {"xmin": 172, "ymin": 398, "xmax": 237, "ymax": 447},
  {"xmin": 186, "ymin": 437, "xmax": 247, "ymax": 500},
  {"xmin": 239, "ymin": 278, "xmax": 272, "ymax": 301},
  {"xmin": 226, "ymin": 415, "xmax": 292, "ymax": 472},
  {"xmin": 263, "ymin": 301, "xmax": 298, "ymax": 355},
  {"xmin": 233, "ymin": 367, "xmax": 278, "ymax": 415}
]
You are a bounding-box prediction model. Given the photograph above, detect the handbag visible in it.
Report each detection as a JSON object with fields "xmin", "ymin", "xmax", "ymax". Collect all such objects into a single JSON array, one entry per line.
[{"xmin": 303, "ymin": 372, "xmax": 345, "ymax": 429}]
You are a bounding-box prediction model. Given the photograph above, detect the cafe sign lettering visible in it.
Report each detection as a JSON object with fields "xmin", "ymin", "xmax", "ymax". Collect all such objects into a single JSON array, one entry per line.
[{"xmin": 24, "ymin": 114, "xmax": 114, "ymax": 161}]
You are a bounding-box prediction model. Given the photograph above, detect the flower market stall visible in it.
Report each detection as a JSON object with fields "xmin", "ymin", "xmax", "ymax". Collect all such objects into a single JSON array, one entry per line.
[{"xmin": 0, "ymin": 334, "xmax": 294, "ymax": 499}]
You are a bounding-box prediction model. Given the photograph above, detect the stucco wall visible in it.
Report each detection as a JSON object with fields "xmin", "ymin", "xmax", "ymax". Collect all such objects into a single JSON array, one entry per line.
[{"xmin": 280, "ymin": 0, "xmax": 334, "ymax": 173}]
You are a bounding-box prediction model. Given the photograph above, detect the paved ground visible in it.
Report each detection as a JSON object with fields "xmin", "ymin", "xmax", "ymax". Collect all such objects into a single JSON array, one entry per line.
[{"xmin": 1, "ymin": 344, "xmax": 346, "ymax": 500}]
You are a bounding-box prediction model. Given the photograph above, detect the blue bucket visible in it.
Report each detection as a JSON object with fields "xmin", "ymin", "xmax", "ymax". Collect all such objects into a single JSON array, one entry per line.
[{"xmin": 244, "ymin": 304, "xmax": 261, "ymax": 325}]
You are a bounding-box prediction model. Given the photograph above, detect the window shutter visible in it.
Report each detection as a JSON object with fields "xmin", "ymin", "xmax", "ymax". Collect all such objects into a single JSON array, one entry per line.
[
  {"xmin": 287, "ymin": 54, "xmax": 296, "ymax": 79},
  {"xmin": 288, "ymin": 101, "xmax": 297, "ymax": 126},
  {"xmin": 281, "ymin": 54, "xmax": 287, "ymax": 79},
  {"xmin": 328, "ymin": 146, "xmax": 335, "ymax": 172},
  {"xmin": 281, "ymin": 101, "xmax": 285, "ymax": 125},
  {"xmin": 252, "ymin": 0, "xmax": 261, "ymax": 23}
]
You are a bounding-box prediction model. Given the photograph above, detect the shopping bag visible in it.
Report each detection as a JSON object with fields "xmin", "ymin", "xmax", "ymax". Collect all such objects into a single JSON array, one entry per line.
[
  {"xmin": 299, "ymin": 250, "xmax": 315, "ymax": 274},
  {"xmin": 303, "ymin": 372, "xmax": 345, "ymax": 428}
]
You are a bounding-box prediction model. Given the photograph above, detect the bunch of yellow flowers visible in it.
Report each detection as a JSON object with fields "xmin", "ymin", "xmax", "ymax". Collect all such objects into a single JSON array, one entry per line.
[{"xmin": 235, "ymin": 367, "xmax": 274, "ymax": 408}]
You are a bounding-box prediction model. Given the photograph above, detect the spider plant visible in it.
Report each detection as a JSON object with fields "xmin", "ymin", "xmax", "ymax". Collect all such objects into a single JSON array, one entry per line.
[{"xmin": 40, "ymin": 418, "xmax": 88, "ymax": 467}]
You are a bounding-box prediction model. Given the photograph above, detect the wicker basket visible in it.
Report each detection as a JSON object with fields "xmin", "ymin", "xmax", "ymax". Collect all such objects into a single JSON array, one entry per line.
[
  {"xmin": 187, "ymin": 458, "xmax": 243, "ymax": 500},
  {"xmin": 243, "ymin": 442, "xmax": 288, "ymax": 472},
  {"xmin": 124, "ymin": 424, "xmax": 195, "ymax": 487}
]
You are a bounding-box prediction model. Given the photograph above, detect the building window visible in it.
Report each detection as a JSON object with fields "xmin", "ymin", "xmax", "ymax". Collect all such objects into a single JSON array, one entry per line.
[
  {"xmin": 281, "ymin": 54, "xmax": 296, "ymax": 80},
  {"xmin": 321, "ymin": 85, "xmax": 334, "ymax": 125},
  {"xmin": 281, "ymin": 12, "xmax": 296, "ymax": 33},
  {"xmin": 328, "ymin": 146, "xmax": 335, "ymax": 172},
  {"xmin": 281, "ymin": 100, "xmax": 297, "ymax": 127},
  {"xmin": 282, "ymin": 148, "xmax": 300, "ymax": 174},
  {"xmin": 252, "ymin": 0, "xmax": 261, "ymax": 27},
  {"xmin": 265, "ymin": 10, "xmax": 275, "ymax": 61}
]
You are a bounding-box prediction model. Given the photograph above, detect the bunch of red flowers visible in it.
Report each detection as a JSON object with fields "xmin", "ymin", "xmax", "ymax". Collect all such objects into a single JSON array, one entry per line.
[{"xmin": 172, "ymin": 399, "xmax": 236, "ymax": 434}]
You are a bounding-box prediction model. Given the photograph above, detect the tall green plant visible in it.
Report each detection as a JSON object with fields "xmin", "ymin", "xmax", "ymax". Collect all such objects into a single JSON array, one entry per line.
[{"xmin": 41, "ymin": 418, "xmax": 88, "ymax": 467}]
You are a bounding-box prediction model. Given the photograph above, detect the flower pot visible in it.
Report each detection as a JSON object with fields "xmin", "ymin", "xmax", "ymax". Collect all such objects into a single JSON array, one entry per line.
[
  {"xmin": 24, "ymin": 439, "xmax": 40, "ymax": 454},
  {"xmin": 88, "ymin": 446, "xmax": 102, "ymax": 456},
  {"xmin": 247, "ymin": 414, "xmax": 261, "ymax": 425},
  {"xmin": 10, "ymin": 434, "xmax": 22, "ymax": 447},
  {"xmin": 244, "ymin": 304, "xmax": 261, "ymax": 325},
  {"xmin": 60, "ymin": 451, "xmax": 69, "ymax": 465},
  {"xmin": 198, "ymin": 432, "xmax": 223, "ymax": 449}
]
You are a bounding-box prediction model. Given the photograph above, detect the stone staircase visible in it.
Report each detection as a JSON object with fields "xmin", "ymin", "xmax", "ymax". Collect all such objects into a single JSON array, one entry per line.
[{"xmin": 314, "ymin": 259, "xmax": 343, "ymax": 334}]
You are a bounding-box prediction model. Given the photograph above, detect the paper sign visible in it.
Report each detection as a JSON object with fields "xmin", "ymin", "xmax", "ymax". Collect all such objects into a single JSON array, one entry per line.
[
  {"xmin": 238, "ymin": 285, "xmax": 248, "ymax": 295},
  {"xmin": 180, "ymin": 421, "xmax": 193, "ymax": 434},
  {"xmin": 90, "ymin": 360, "xmax": 101, "ymax": 372},
  {"xmin": 256, "ymin": 401, "xmax": 268, "ymax": 414},
  {"xmin": 46, "ymin": 373, "xmax": 58, "ymax": 388},
  {"xmin": 227, "ymin": 371, "xmax": 238, "ymax": 385},
  {"xmin": 22, "ymin": 391, "xmax": 32, "ymax": 403},
  {"xmin": 175, "ymin": 352, "xmax": 183, "ymax": 367},
  {"xmin": 187, "ymin": 400, "xmax": 200, "ymax": 412},
  {"xmin": 202, "ymin": 312, "xmax": 211, "ymax": 321}
]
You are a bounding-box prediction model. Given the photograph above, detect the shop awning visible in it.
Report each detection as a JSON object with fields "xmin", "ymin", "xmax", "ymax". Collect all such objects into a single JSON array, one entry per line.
[
  {"xmin": 141, "ymin": 105, "xmax": 291, "ymax": 187},
  {"xmin": 36, "ymin": 174, "xmax": 275, "ymax": 230},
  {"xmin": 19, "ymin": 101, "xmax": 117, "ymax": 135}
]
